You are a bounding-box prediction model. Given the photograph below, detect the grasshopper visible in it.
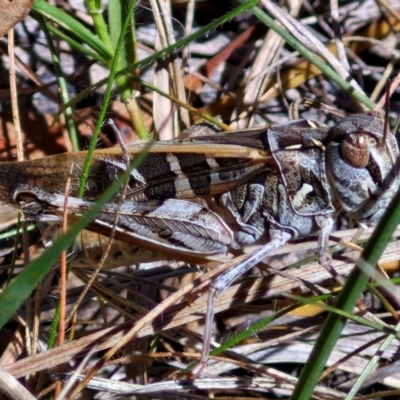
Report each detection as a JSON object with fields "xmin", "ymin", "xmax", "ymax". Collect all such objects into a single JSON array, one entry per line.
[{"xmin": 0, "ymin": 110, "xmax": 398, "ymax": 375}]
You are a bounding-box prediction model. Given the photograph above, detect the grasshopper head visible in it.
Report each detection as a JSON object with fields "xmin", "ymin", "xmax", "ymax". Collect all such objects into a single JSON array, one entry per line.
[{"xmin": 326, "ymin": 111, "xmax": 400, "ymax": 224}]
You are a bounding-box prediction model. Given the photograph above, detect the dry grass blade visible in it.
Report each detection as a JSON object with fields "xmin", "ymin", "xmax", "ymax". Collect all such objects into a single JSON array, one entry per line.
[
  {"xmin": 53, "ymin": 375, "xmax": 350, "ymax": 399},
  {"xmin": 4, "ymin": 233, "xmax": 400, "ymax": 381},
  {"xmin": 232, "ymin": 0, "xmax": 302, "ymax": 128},
  {"xmin": 261, "ymin": 0, "xmax": 366, "ymax": 101},
  {"xmin": 232, "ymin": 29, "xmax": 285, "ymax": 129},
  {"xmin": 0, "ymin": 366, "xmax": 36, "ymax": 400},
  {"xmin": 150, "ymin": 0, "xmax": 189, "ymax": 138}
]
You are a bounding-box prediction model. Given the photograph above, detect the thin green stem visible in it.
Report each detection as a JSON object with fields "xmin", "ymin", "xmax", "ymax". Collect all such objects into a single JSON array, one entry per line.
[
  {"xmin": 85, "ymin": 0, "xmax": 114, "ymax": 55},
  {"xmin": 77, "ymin": 0, "xmax": 139, "ymax": 197},
  {"xmin": 38, "ymin": 15, "xmax": 80, "ymax": 151}
]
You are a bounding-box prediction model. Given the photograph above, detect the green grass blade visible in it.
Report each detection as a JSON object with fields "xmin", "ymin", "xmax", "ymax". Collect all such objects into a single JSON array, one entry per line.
[
  {"xmin": 290, "ymin": 185, "xmax": 400, "ymax": 399},
  {"xmin": 211, "ymin": 298, "xmax": 329, "ymax": 356},
  {"xmin": 287, "ymin": 293, "xmax": 400, "ymax": 338},
  {"xmin": 43, "ymin": 22, "xmax": 109, "ymax": 64},
  {"xmin": 345, "ymin": 324, "xmax": 400, "ymax": 399},
  {"xmin": 33, "ymin": 0, "xmax": 113, "ymax": 63},
  {"xmin": 107, "ymin": 0, "xmax": 148, "ymax": 139}
]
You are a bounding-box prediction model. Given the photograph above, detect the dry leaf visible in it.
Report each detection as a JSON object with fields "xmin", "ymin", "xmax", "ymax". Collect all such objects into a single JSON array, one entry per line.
[{"xmin": 0, "ymin": 0, "xmax": 33, "ymax": 37}]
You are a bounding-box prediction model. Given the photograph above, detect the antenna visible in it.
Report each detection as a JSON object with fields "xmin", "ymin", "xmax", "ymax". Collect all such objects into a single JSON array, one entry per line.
[{"xmin": 383, "ymin": 79, "xmax": 391, "ymax": 144}]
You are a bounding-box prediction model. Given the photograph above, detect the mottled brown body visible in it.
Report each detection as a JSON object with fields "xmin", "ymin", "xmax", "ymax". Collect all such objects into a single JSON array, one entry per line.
[
  {"xmin": 1, "ymin": 111, "xmax": 399, "ymax": 374},
  {"xmin": 0, "ymin": 111, "xmax": 398, "ymax": 268}
]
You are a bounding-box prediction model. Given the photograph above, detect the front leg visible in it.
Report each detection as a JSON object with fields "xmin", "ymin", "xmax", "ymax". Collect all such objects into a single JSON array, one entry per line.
[{"xmin": 316, "ymin": 214, "xmax": 346, "ymax": 286}]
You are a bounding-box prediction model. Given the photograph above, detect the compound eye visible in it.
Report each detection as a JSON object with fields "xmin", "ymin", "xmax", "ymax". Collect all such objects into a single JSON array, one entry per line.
[
  {"xmin": 341, "ymin": 133, "xmax": 370, "ymax": 168},
  {"xmin": 369, "ymin": 137, "xmax": 377, "ymax": 146}
]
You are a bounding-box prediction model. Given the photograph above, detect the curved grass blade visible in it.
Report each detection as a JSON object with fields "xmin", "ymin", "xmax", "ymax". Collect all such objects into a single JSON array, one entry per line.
[
  {"xmin": 0, "ymin": 140, "xmax": 153, "ymax": 330},
  {"xmin": 33, "ymin": 0, "xmax": 113, "ymax": 63},
  {"xmin": 290, "ymin": 184, "xmax": 400, "ymax": 399}
]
